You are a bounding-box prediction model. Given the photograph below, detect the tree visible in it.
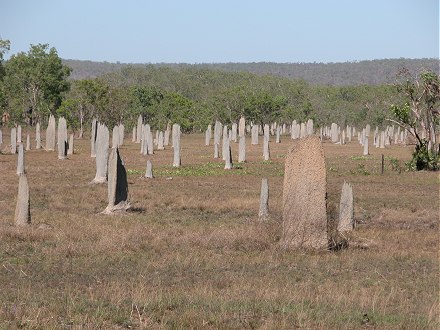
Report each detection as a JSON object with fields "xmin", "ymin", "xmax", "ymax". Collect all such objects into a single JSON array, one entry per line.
[
  {"xmin": 390, "ymin": 68, "xmax": 440, "ymax": 170},
  {"xmin": 56, "ymin": 98, "xmax": 80, "ymax": 132},
  {"xmin": 210, "ymin": 85, "xmax": 250, "ymax": 124},
  {"xmin": 0, "ymin": 39, "xmax": 11, "ymax": 117},
  {"xmin": 163, "ymin": 91, "xmax": 193, "ymax": 132},
  {"xmin": 0, "ymin": 39, "xmax": 10, "ymax": 77},
  {"xmin": 4, "ymin": 43, "xmax": 71, "ymax": 125},
  {"xmin": 106, "ymin": 86, "xmax": 131, "ymax": 129},
  {"xmin": 131, "ymin": 86, "xmax": 164, "ymax": 125},
  {"xmin": 73, "ymin": 79, "xmax": 109, "ymax": 135},
  {"xmin": 244, "ymin": 90, "xmax": 287, "ymax": 126}
]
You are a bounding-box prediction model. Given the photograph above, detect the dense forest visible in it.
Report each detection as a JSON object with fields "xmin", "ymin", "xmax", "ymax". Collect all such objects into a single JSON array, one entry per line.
[{"xmin": 63, "ymin": 58, "xmax": 438, "ymax": 86}]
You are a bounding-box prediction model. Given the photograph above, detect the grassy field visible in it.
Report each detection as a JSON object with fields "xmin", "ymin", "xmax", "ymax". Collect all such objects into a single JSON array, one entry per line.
[{"xmin": 0, "ymin": 131, "xmax": 438, "ymax": 329}]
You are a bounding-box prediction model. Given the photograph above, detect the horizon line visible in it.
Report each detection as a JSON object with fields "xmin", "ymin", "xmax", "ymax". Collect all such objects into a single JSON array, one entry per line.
[{"xmin": 61, "ymin": 57, "xmax": 439, "ymax": 66}]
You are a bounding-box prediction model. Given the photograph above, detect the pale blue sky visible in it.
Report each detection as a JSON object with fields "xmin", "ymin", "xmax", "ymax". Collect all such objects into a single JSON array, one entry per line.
[{"xmin": 1, "ymin": 0, "xmax": 438, "ymax": 63}]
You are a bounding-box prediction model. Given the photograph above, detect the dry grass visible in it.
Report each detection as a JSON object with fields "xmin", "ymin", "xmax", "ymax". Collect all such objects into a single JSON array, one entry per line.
[{"xmin": 0, "ymin": 131, "xmax": 438, "ymax": 329}]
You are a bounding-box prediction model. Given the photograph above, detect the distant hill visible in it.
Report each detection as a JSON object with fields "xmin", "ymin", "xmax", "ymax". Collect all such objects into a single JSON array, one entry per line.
[{"xmin": 63, "ymin": 58, "xmax": 438, "ymax": 86}]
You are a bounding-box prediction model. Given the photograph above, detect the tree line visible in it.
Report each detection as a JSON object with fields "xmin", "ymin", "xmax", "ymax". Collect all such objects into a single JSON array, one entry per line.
[
  {"xmin": 49, "ymin": 65, "xmax": 404, "ymax": 134},
  {"xmin": 64, "ymin": 58, "xmax": 439, "ymax": 86},
  {"xmin": 0, "ymin": 41, "xmax": 437, "ymax": 153}
]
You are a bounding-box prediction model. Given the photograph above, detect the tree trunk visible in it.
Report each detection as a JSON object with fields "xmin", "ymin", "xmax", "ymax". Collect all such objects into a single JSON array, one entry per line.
[{"xmin": 79, "ymin": 107, "xmax": 84, "ymax": 138}]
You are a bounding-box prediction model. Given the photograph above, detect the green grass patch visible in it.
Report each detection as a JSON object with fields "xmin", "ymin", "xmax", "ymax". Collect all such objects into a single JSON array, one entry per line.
[
  {"xmin": 128, "ymin": 161, "xmax": 284, "ymax": 177},
  {"xmin": 127, "ymin": 169, "xmax": 144, "ymax": 175},
  {"xmin": 350, "ymin": 155, "xmax": 372, "ymax": 161},
  {"xmin": 155, "ymin": 162, "xmax": 237, "ymax": 177},
  {"xmin": 349, "ymin": 163, "xmax": 371, "ymax": 175}
]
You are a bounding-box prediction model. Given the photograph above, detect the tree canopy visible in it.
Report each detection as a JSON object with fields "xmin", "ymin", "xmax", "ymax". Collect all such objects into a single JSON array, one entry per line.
[{"xmin": 2, "ymin": 43, "xmax": 71, "ymax": 125}]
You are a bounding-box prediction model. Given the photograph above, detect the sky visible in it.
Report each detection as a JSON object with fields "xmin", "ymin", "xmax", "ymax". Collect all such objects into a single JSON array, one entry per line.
[{"xmin": 1, "ymin": 0, "xmax": 439, "ymax": 64}]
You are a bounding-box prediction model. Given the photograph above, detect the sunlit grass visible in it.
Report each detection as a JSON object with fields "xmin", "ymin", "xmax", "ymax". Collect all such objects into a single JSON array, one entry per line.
[{"xmin": 0, "ymin": 134, "xmax": 437, "ymax": 328}]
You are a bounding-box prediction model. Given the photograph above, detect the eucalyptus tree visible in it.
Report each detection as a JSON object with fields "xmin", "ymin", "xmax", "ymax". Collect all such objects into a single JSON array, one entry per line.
[
  {"xmin": 390, "ymin": 68, "xmax": 440, "ymax": 170},
  {"xmin": 4, "ymin": 43, "xmax": 71, "ymax": 125}
]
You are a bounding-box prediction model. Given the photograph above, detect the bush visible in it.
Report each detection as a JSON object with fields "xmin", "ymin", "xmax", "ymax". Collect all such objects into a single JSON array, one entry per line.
[{"xmin": 406, "ymin": 139, "xmax": 439, "ymax": 171}]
